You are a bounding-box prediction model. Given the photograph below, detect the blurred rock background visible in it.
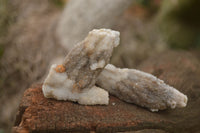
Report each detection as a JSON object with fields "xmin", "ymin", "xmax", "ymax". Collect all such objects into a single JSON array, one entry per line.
[{"xmin": 0, "ymin": 0, "xmax": 199, "ymax": 132}]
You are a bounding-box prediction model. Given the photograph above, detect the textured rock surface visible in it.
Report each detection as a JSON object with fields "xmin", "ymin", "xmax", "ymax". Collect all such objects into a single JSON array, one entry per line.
[
  {"xmin": 13, "ymin": 51, "xmax": 200, "ymax": 133},
  {"xmin": 13, "ymin": 85, "xmax": 173, "ymax": 133},
  {"xmin": 42, "ymin": 29, "xmax": 119, "ymax": 105},
  {"xmin": 97, "ymin": 64, "xmax": 187, "ymax": 112}
]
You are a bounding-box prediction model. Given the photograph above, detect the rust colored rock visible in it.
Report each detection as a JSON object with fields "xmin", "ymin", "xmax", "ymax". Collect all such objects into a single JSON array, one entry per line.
[{"xmin": 13, "ymin": 51, "xmax": 200, "ymax": 133}]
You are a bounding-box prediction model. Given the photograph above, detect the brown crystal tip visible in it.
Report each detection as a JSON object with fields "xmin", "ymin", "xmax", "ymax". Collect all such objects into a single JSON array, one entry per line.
[{"xmin": 55, "ymin": 64, "xmax": 66, "ymax": 73}]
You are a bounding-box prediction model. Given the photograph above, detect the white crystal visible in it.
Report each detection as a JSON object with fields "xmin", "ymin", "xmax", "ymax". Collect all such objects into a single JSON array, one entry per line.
[
  {"xmin": 43, "ymin": 64, "xmax": 109, "ymax": 105},
  {"xmin": 90, "ymin": 60, "xmax": 105, "ymax": 70},
  {"xmin": 42, "ymin": 29, "xmax": 119, "ymax": 105}
]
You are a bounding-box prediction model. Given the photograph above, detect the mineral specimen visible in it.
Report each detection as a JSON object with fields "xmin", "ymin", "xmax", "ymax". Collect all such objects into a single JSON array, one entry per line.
[
  {"xmin": 42, "ymin": 28, "xmax": 188, "ymax": 111},
  {"xmin": 97, "ymin": 64, "xmax": 188, "ymax": 111},
  {"xmin": 42, "ymin": 29, "xmax": 120, "ymax": 105}
]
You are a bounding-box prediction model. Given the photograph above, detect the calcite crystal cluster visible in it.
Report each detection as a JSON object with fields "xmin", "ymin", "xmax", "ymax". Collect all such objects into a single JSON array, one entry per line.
[
  {"xmin": 43, "ymin": 29, "xmax": 119, "ymax": 105},
  {"xmin": 42, "ymin": 29, "xmax": 187, "ymax": 111},
  {"xmin": 97, "ymin": 64, "xmax": 187, "ymax": 112}
]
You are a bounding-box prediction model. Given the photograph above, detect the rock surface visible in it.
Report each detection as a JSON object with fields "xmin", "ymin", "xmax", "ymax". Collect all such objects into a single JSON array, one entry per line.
[
  {"xmin": 43, "ymin": 29, "xmax": 119, "ymax": 105},
  {"xmin": 13, "ymin": 50, "xmax": 200, "ymax": 133},
  {"xmin": 97, "ymin": 64, "xmax": 187, "ymax": 112}
]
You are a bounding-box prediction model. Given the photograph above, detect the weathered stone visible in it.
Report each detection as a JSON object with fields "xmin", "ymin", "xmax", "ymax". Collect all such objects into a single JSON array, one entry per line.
[
  {"xmin": 14, "ymin": 51, "xmax": 200, "ymax": 133},
  {"xmin": 42, "ymin": 29, "xmax": 120, "ymax": 105},
  {"xmin": 97, "ymin": 64, "xmax": 187, "ymax": 112},
  {"xmin": 133, "ymin": 129, "xmax": 168, "ymax": 133},
  {"xmin": 13, "ymin": 85, "xmax": 177, "ymax": 133}
]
